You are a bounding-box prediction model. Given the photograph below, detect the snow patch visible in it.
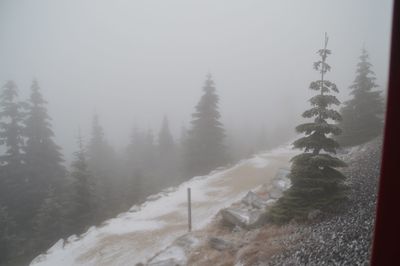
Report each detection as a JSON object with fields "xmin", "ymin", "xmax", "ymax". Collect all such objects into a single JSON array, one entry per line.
[
  {"xmin": 249, "ymin": 156, "xmax": 270, "ymax": 168},
  {"xmin": 30, "ymin": 143, "xmax": 296, "ymax": 266}
]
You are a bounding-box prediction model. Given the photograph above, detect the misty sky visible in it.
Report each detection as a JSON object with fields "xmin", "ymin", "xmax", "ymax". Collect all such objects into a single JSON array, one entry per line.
[{"xmin": 0, "ymin": 0, "xmax": 393, "ymax": 161}]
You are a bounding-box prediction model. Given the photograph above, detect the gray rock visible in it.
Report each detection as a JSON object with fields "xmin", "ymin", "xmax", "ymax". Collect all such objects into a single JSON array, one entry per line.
[
  {"xmin": 241, "ymin": 191, "xmax": 269, "ymax": 209},
  {"xmin": 208, "ymin": 237, "xmax": 233, "ymax": 251},
  {"xmin": 173, "ymin": 234, "xmax": 199, "ymax": 251},
  {"xmin": 220, "ymin": 207, "xmax": 265, "ymax": 229}
]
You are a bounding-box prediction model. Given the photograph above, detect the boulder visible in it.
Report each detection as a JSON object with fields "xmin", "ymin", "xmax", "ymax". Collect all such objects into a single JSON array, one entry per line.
[
  {"xmin": 208, "ymin": 237, "xmax": 233, "ymax": 251},
  {"xmin": 173, "ymin": 234, "xmax": 199, "ymax": 251},
  {"xmin": 241, "ymin": 191, "xmax": 269, "ymax": 209},
  {"xmin": 220, "ymin": 207, "xmax": 265, "ymax": 229}
]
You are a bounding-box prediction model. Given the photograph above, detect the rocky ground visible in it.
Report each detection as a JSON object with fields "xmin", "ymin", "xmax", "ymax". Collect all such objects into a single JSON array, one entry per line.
[
  {"xmin": 263, "ymin": 138, "xmax": 381, "ymax": 266},
  {"xmin": 178, "ymin": 138, "xmax": 381, "ymax": 266}
]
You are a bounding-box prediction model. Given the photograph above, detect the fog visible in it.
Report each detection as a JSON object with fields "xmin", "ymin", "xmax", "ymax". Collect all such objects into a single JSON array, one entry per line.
[{"xmin": 0, "ymin": 0, "xmax": 392, "ymax": 161}]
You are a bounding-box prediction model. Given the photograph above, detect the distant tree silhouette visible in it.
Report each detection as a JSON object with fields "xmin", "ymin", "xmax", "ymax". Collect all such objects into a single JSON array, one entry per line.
[
  {"xmin": 157, "ymin": 116, "xmax": 179, "ymax": 186},
  {"xmin": 336, "ymin": 48, "xmax": 385, "ymax": 146},
  {"xmin": 0, "ymin": 81, "xmax": 26, "ymax": 215},
  {"xmin": 23, "ymin": 80, "xmax": 66, "ymax": 230},
  {"xmin": 87, "ymin": 114, "xmax": 116, "ymax": 220},
  {"xmin": 70, "ymin": 134, "xmax": 96, "ymax": 233},
  {"xmin": 184, "ymin": 74, "xmax": 228, "ymax": 178}
]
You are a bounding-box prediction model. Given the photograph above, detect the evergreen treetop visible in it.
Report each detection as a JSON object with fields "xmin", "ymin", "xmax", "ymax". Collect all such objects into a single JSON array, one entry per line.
[
  {"xmin": 158, "ymin": 116, "xmax": 175, "ymax": 156},
  {"xmin": 70, "ymin": 133, "xmax": 95, "ymax": 232},
  {"xmin": 0, "ymin": 80, "xmax": 25, "ymax": 167},
  {"xmin": 24, "ymin": 80, "xmax": 65, "ymax": 175},
  {"xmin": 22, "ymin": 79, "xmax": 66, "ymax": 230},
  {"xmin": 87, "ymin": 114, "xmax": 110, "ymax": 174}
]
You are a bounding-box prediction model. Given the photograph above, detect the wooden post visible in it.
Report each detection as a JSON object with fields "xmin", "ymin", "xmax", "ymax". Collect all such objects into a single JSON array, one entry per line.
[{"xmin": 187, "ymin": 187, "xmax": 192, "ymax": 232}]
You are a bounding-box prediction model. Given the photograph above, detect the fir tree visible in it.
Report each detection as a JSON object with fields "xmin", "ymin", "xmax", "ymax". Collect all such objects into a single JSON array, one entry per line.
[
  {"xmin": 0, "ymin": 205, "xmax": 18, "ymax": 264},
  {"xmin": 158, "ymin": 116, "xmax": 175, "ymax": 157},
  {"xmin": 184, "ymin": 74, "xmax": 227, "ymax": 178},
  {"xmin": 87, "ymin": 114, "xmax": 109, "ymax": 176},
  {"xmin": 87, "ymin": 114, "xmax": 116, "ymax": 220},
  {"xmin": 32, "ymin": 186, "xmax": 63, "ymax": 250},
  {"xmin": 270, "ymin": 34, "xmax": 347, "ymax": 223},
  {"xmin": 157, "ymin": 116, "xmax": 179, "ymax": 186},
  {"xmin": 23, "ymin": 80, "xmax": 66, "ymax": 198},
  {"xmin": 0, "ymin": 80, "xmax": 25, "ymax": 168},
  {"xmin": 143, "ymin": 129, "xmax": 156, "ymax": 171},
  {"xmin": 0, "ymin": 81, "xmax": 26, "ymax": 212},
  {"xmin": 336, "ymin": 48, "xmax": 385, "ymax": 146},
  {"xmin": 70, "ymin": 134, "xmax": 95, "ymax": 233}
]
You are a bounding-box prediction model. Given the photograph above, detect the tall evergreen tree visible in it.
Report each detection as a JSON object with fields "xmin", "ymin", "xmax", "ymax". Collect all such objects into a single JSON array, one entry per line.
[
  {"xmin": 32, "ymin": 186, "xmax": 63, "ymax": 250},
  {"xmin": 124, "ymin": 127, "xmax": 146, "ymax": 204},
  {"xmin": 70, "ymin": 134, "xmax": 95, "ymax": 233},
  {"xmin": 87, "ymin": 114, "xmax": 108, "ymax": 175},
  {"xmin": 158, "ymin": 116, "xmax": 175, "ymax": 157},
  {"xmin": 336, "ymin": 48, "xmax": 385, "ymax": 146},
  {"xmin": 0, "ymin": 81, "xmax": 25, "ymax": 211},
  {"xmin": 157, "ymin": 116, "xmax": 179, "ymax": 186},
  {"xmin": 123, "ymin": 127, "xmax": 160, "ymax": 206},
  {"xmin": 24, "ymin": 80, "xmax": 65, "ymax": 193},
  {"xmin": 87, "ymin": 114, "xmax": 116, "ymax": 220},
  {"xmin": 20, "ymin": 80, "xmax": 66, "ymax": 245},
  {"xmin": 0, "ymin": 80, "xmax": 25, "ymax": 168},
  {"xmin": 270, "ymin": 34, "xmax": 347, "ymax": 223},
  {"xmin": 184, "ymin": 74, "xmax": 227, "ymax": 178},
  {"xmin": 0, "ymin": 205, "xmax": 18, "ymax": 265}
]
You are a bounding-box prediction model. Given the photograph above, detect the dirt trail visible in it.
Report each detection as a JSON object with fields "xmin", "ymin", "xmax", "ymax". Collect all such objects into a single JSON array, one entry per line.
[{"xmin": 32, "ymin": 150, "xmax": 295, "ymax": 266}]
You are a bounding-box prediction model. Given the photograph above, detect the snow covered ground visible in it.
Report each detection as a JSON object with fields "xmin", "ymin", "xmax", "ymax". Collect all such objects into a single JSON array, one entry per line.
[{"xmin": 30, "ymin": 146, "xmax": 296, "ymax": 266}]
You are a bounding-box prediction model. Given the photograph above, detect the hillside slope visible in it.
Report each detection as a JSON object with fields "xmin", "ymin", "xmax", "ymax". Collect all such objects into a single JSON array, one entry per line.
[
  {"xmin": 30, "ymin": 146, "xmax": 296, "ymax": 266},
  {"xmin": 181, "ymin": 138, "xmax": 381, "ymax": 266}
]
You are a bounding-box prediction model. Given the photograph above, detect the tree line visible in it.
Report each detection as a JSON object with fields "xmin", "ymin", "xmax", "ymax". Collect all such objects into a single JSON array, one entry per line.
[
  {"xmin": 0, "ymin": 74, "xmax": 242, "ymax": 265},
  {"xmin": 0, "ymin": 39, "xmax": 385, "ymax": 264}
]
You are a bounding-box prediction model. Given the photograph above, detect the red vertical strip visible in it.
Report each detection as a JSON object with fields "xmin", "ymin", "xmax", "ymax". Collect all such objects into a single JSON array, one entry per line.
[{"xmin": 371, "ymin": 1, "xmax": 400, "ymax": 265}]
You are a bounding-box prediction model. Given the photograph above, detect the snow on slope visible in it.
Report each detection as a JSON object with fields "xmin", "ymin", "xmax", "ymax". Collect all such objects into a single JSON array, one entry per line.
[{"xmin": 31, "ymin": 146, "xmax": 295, "ymax": 266}]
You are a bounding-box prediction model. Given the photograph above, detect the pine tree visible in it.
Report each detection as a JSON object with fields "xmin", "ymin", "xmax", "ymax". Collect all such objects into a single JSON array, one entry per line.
[
  {"xmin": 24, "ymin": 80, "xmax": 66, "ymax": 204},
  {"xmin": 0, "ymin": 80, "xmax": 25, "ymax": 168},
  {"xmin": 184, "ymin": 74, "xmax": 227, "ymax": 178},
  {"xmin": 336, "ymin": 48, "xmax": 385, "ymax": 146},
  {"xmin": 0, "ymin": 205, "xmax": 18, "ymax": 264},
  {"xmin": 87, "ymin": 114, "xmax": 109, "ymax": 176},
  {"xmin": 270, "ymin": 34, "xmax": 347, "ymax": 223},
  {"xmin": 87, "ymin": 114, "xmax": 116, "ymax": 220},
  {"xmin": 70, "ymin": 134, "xmax": 95, "ymax": 233},
  {"xmin": 0, "ymin": 81, "xmax": 26, "ymax": 212},
  {"xmin": 143, "ymin": 129, "xmax": 156, "ymax": 171},
  {"xmin": 124, "ymin": 127, "xmax": 146, "ymax": 204},
  {"xmin": 158, "ymin": 116, "xmax": 175, "ymax": 157},
  {"xmin": 157, "ymin": 116, "xmax": 179, "ymax": 186},
  {"xmin": 32, "ymin": 186, "xmax": 64, "ymax": 250}
]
